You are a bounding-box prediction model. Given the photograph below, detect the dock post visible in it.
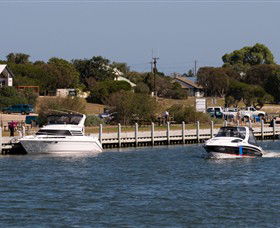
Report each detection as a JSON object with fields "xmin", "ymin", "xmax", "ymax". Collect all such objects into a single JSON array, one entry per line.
[
  {"xmin": 261, "ymin": 120, "xmax": 264, "ymax": 140},
  {"xmin": 273, "ymin": 119, "xmax": 276, "ymax": 139},
  {"xmin": 224, "ymin": 120, "xmax": 227, "ymax": 127},
  {"xmin": 182, "ymin": 121, "xmax": 185, "ymax": 144},
  {"xmin": 0, "ymin": 127, "xmax": 2, "ymax": 154},
  {"xmin": 135, "ymin": 123, "xmax": 138, "ymax": 147},
  {"xmin": 249, "ymin": 119, "xmax": 252, "ymax": 128},
  {"xmin": 196, "ymin": 121, "xmax": 200, "ymax": 143},
  {"xmin": 99, "ymin": 124, "xmax": 103, "ymax": 145},
  {"xmin": 22, "ymin": 125, "xmax": 26, "ymax": 137},
  {"xmin": 167, "ymin": 122, "xmax": 170, "ymax": 145},
  {"xmin": 151, "ymin": 122, "xmax": 155, "ymax": 146},
  {"xmin": 210, "ymin": 121, "xmax": 214, "ymax": 138},
  {"xmin": 118, "ymin": 123, "xmax": 121, "ymax": 148}
]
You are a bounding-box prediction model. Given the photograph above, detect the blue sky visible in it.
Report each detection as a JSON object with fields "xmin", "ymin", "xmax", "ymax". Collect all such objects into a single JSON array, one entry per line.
[{"xmin": 0, "ymin": 0, "xmax": 279, "ymax": 74}]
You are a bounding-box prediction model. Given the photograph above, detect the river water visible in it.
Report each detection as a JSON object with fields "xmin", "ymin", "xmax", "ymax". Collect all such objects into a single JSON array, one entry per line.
[{"xmin": 1, "ymin": 141, "xmax": 280, "ymax": 227}]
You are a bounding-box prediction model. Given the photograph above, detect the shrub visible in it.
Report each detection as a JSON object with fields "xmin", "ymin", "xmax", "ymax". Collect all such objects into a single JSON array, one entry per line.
[
  {"xmin": 85, "ymin": 115, "xmax": 104, "ymax": 127},
  {"xmin": 135, "ymin": 82, "xmax": 150, "ymax": 94},
  {"xmin": 168, "ymin": 104, "xmax": 210, "ymax": 124}
]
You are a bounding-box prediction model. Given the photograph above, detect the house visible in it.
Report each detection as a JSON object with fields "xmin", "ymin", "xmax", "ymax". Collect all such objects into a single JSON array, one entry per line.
[
  {"xmin": 113, "ymin": 68, "xmax": 136, "ymax": 87},
  {"xmin": 0, "ymin": 64, "xmax": 14, "ymax": 87},
  {"xmin": 173, "ymin": 76, "xmax": 204, "ymax": 97}
]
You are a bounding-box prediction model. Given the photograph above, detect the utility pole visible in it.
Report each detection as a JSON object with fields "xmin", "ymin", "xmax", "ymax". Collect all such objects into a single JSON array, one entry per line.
[
  {"xmin": 194, "ymin": 60, "xmax": 197, "ymax": 77},
  {"xmin": 151, "ymin": 56, "xmax": 159, "ymax": 96}
]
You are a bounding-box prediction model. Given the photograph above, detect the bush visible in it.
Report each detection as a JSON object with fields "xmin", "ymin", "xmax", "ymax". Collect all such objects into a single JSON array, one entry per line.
[
  {"xmin": 168, "ymin": 104, "xmax": 210, "ymax": 124},
  {"xmin": 135, "ymin": 82, "xmax": 150, "ymax": 94},
  {"xmin": 85, "ymin": 115, "xmax": 104, "ymax": 127}
]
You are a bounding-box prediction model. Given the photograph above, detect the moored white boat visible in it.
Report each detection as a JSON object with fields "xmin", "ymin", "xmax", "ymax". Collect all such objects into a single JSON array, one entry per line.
[{"xmin": 19, "ymin": 114, "xmax": 102, "ymax": 154}]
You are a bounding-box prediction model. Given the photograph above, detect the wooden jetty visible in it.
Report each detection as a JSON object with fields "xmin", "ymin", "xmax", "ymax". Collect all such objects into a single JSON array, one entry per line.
[
  {"xmin": 1, "ymin": 120, "xmax": 280, "ymax": 154},
  {"xmin": 99, "ymin": 120, "xmax": 280, "ymax": 148}
]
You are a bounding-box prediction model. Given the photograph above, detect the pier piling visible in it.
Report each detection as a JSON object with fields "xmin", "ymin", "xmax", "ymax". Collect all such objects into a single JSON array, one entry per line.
[
  {"xmin": 167, "ymin": 122, "xmax": 170, "ymax": 145},
  {"xmin": 182, "ymin": 121, "xmax": 185, "ymax": 144},
  {"xmin": 118, "ymin": 123, "xmax": 121, "ymax": 148},
  {"xmin": 151, "ymin": 122, "xmax": 155, "ymax": 146},
  {"xmin": 135, "ymin": 123, "xmax": 138, "ymax": 147},
  {"xmin": 196, "ymin": 121, "xmax": 200, "ymax": 142},
  {"xmin": 261, "ymin": 120, "xmax": 264, "ymax": 140}
]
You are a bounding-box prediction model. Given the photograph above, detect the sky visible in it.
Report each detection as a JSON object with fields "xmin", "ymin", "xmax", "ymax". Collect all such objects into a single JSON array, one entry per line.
[{"xmin": 0, "ymin": 0, "xmax": 280, "ymax": 74}]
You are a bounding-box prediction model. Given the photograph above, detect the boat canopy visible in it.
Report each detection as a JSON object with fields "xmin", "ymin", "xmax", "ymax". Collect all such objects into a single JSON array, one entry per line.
[{"xmin": 216, "ymin": 127, "xmax": 246, "ymax": 139}]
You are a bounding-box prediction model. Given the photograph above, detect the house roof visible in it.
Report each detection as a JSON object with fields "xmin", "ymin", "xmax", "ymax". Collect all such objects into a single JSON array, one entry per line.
[
  {"xmin": 114, "ymin": 76, "xmax": 136, "ymax": 87},
  {"xmin": 0, "ymin": 64, "xmax": 7, "ymax": 74},
  {"xmin": 0, "ymin": 64, "xmax": 14, "ymax": 78},
  {"xmin": 174, "ymin": 76, "xmax": 203, "ymax": 89}
]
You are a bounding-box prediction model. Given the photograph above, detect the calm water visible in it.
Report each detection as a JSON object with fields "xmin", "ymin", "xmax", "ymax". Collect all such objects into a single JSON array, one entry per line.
[{"xmin": 1, "ymin": 141, "xmax": 280, "ymax": 227}]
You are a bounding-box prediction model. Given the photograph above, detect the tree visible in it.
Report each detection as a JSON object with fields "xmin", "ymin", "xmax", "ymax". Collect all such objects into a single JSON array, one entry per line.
[
  {"xmin": 73, "ymin": 56, "xmax": 116, "ymax": 89},
  {"xmin": 222, "ymin": 43, "xmax": 275, "ymax": 66},
  {"xmin": 87, "ymin": 80, "xmax": 132, "ymax": 104},
  {"xmin": 265, "ymin": 69, "xmax": 280, "ymax": 103},
  {"xmin": 168, "ymin": 104, "xmax": 210, "ymax": 124},
  {"xmin": 245, "ymin": 64, "xmax": 280, "ymax": 86},
  {"xmin": 0, "ymin": 87, "xmax": 36, "ymax": 109},
  {"xmin": 47, "ymin": 58, "xmax": 80, "ymax": 89},
  {"xmin": 6, "ymin": 53, "xmax": 30, "ymax": 64},
  {"xmin": 184, "ymin": 69, "xmax": 194, "ymax": 77},
  {"xmin": 225, "ymin": 80, "xmax": 272, "ymax": 109},
  {"xmin": 107, "ymin": 91, "xmax": 157, "ymax": 125},
  {"xmin": 111, "ymin": 62, "xmax": 130, "ymax": 75},
  {"xmin": 197, "ymin": 67, "xmax": 236, "ymax": 97}
]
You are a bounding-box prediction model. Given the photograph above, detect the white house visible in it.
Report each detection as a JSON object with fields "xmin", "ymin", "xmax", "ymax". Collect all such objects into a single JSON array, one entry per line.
[
  {"xmin": 113, "ymin": 68, "xmax": 136, "ymax": 87},
  {"xmin": 0, "ymin": 64, "xmax": 14, "ymax": 87}
]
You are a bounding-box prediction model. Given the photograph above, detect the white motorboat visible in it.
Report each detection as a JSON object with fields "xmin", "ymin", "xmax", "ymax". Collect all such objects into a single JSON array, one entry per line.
[
  {"xmin": 204, "ymin": 126, "xmax": 263, "ymax": 158},
  {"xmin": 19, "ymin": 114, "xmax": 102, "ymax": 154}
]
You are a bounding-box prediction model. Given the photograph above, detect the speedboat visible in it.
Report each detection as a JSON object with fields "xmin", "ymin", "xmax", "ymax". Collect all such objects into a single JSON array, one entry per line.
[
  {"xmin": 204, "ymin": 126, "xmax": 263, "ymax": 158},
  {"xmin": 19, "ymin": 114, "xmax": 103, "ymax": 154}
]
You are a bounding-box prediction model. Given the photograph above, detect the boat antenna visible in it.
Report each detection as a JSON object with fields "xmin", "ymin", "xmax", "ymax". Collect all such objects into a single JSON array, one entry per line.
[{"xmin": 47, "ymin": 109, "xmax": 84, "ymax": 115}]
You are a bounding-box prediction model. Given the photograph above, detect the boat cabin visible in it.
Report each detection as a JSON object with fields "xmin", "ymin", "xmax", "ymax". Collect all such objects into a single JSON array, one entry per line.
[{"xmin": 215, "ymin": 126, "xmax": 257, "ymax": 145}]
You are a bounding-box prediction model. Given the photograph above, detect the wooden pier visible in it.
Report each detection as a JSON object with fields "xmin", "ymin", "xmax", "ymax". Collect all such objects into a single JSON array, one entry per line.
[
  {"xmin": 1, "ymin": 120, "xmax": 280, "ymax": 154},
  {"xmin": 99, "ymin": 120, "xmax": 280, "ymax": 149}
]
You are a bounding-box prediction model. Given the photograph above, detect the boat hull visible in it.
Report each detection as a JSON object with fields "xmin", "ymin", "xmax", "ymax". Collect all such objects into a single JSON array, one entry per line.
[
  {"xmin": 204, "ymin": 145, "xmax": 262, "ymax": 158},
  {"xmin": 20, "ymin": 138, "xmax": 103, "ymax": 154}
]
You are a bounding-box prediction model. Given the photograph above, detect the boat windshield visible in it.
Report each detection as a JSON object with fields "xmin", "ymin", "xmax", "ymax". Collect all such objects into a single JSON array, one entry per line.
[
  {"xmin": 36, "ymin": 129, "xmax": 72, "ymax": 136},
  {"xmin": 216, "ymin": 127, "xmax": 246, "ymax": 139},
  {"xmin": 47, "ymin": 114, "xmax": 83, "ymax": 125}
]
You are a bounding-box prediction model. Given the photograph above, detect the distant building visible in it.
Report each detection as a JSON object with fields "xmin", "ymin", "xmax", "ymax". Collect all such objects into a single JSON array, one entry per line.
[
  {"xmin": 113, "ymin": 68, "xmax": 136, "ymax": 87},
  {"xmin": 0, "ymin": 64, "xmax": 14, "ymax": 87},
  {"xmin": 173, "ymin": 76, "xmax": 204, "ymax": 97},
  {"xmin": 56, "ymin": 88, "xmax": 89, "ymax": 98}
]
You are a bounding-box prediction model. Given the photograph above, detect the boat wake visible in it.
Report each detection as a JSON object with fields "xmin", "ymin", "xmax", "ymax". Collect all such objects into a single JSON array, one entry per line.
[{"xmin": 262, "ymin": 151, "xmax": 280, "ymax": 158}]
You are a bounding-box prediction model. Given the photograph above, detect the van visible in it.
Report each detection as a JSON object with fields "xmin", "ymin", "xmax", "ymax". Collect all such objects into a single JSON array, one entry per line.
[{"xmin": 2, "ymin": 104, "xmax": 34, "ymax": 115}]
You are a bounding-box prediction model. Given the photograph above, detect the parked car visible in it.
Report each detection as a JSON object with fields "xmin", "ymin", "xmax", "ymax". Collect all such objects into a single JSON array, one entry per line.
[
  {"xmin": 2, "ymin": 104, "xmax": 34, "ymax": 115},
  {"xmin": 206, "ymin": 107, "xmax": 223, "ymax": 119},
  {"xmin": 239, "ymin": 107, "xmax": 266, "ymax": 121}
]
